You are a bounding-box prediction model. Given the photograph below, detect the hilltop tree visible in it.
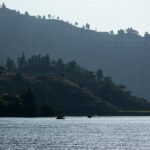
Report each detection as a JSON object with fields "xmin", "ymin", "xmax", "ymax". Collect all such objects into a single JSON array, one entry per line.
[
  {"xmin": 41, "ymin": 54, "xmax": 50, "ymax": 65},
  {"xmin": 117, "ymin": 29, "xmax": 125, "ymax": 36},
  {"xmin": 25, "ymin": 11, "xmax": 29, "ymax": 16},
  {"xmin": 125, "ymin": 28, "xmax": 139, "ymax": 39},
  {"xmin": 110, "ymin": 30, "xmax": 114, "ymax": 35},
  {"xmin": 75, "ymin": 22, "xmax": 78, "ymax": 26},
  {"xmin": 144, "ymin": 32, "xmax": 150, "ymax": 48},
  {"xmin": 2, "ymin": 3, "xmax": 6, "ymax": 9},
  {"xmin": 57, "ymin": 58, "xmax": 64, "ymax": 68},
  {"xmin": 144, "ymin": 32, "xmax": 150, "ymax": 41},
  {"xmin": 66, "ymin": 60, "xmax": 77, "ymax": 71},
  {"xmin": 0, "ymin": 65, "xmax": 5, "ymax": 76},
  {"xmin": 6, "ymin": 57, "xmax": 16, "ymax": 71},
  {"xmin": 85, "ymin": 23, "xmax": 90, "ymax": 30},
  {"xmin": 42, "ymin": 15, "xmax": 46, "ymax": 19},
  {"xmin": 48, "ymin": 14, "xmax": 51, "ymax": 19},
  {"xmin": 96, "ymin": 69, "xmax": 103, "ymax": 81},
  {"xmin": 126, "ymin": 28, "xmax": 139, "ymax": 36},
  {"xmin": 17, "ymin": 53, "xmax": 26, "ymax": 69}
]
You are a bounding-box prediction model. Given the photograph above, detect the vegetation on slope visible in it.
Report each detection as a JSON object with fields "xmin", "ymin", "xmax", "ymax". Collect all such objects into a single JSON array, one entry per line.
[{"xmin": 0, "ymin": 54, "xmax": 150, "ymax": 116}]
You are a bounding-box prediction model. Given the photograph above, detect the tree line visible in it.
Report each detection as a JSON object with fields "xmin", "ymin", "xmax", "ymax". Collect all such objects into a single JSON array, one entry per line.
[
  {"xmin": 2, "ymin": 2, "xmax": 150, "ymax": 37},
  {"xmin": 0, "ymin": 89, "xmax": 54, "ymax": 117},
  {"xmin": 0, "ymin": 54, "xmax": 149, "ymax": 112}
]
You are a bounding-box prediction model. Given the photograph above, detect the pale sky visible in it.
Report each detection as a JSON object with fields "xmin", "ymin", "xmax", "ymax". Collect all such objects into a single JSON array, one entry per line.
[{"xmin": 0, "ymin": 0, "xmax": 149, "ymax": 35}]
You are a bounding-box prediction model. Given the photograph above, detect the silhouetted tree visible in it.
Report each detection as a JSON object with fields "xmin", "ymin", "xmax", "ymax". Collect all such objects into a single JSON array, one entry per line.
[
  {"xmin": 41, "ymin": 54, "xmax": 50, "ymax": 65},
  {"xmin": 0, "ymin": 65, "xmax": 5, "ymax": 76},
  {"xmin": 57, "ymin": 58, "xmax": 64, "ymax": 67},
  {"xmin": 25, "ymin": 11, "xmax": 29, "ymax": 16},
  {"xmin": 110, "ymin": 30, "xmax": 114, "ymax": 35},
  {"xmin": 126, "ymin": 28, "xmax": 139, "ymax": 36},
  {"xmin": 48, "ymin": 14, "xmax": 51, "ymax": 19},
  {"xmin": 42, "ymin": 15, "xmax": 46, "ymax": 19},
  {"xmin": 2, "ymin": 3, "xmax": 6, "ymax": 9},
  {"xmin": 21, "ymin": 89, "xmax": 40, "ymax": 117},
  {"xmin": 6, "ymin": 57, "xmax": 16, "ymax": 71},
  {"xmin": 96, "ymin": 69, "xmax": 103, "ymax": 81},
  {"xmin": 17, "ymin": 53, "xmax": 26, "ymax": 69},
  {"xmin": 144, "ymin": 32, "xmax": 150, "ymax": 41},
  {"xmin": 75, "ymin": 22, "xmax": 78, "ymax": 26},
  {"xmin": 85, "ymin": 23, "xmax": 90, "ymax": 30},
  {"xmin": 117, "ymin": 29, "xmax": 125, "ymax": 36}
]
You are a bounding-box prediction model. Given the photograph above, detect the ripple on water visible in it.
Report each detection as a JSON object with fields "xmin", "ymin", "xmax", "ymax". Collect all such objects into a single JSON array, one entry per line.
[{"xmin": 0, "ymin": 117, "xmax": 150, "ymax": 150}]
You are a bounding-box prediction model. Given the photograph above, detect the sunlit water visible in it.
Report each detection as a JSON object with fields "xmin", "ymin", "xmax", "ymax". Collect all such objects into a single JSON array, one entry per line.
[{"xmin": 0, "ymin": 117, "xmax": 150, "ymax": 150}]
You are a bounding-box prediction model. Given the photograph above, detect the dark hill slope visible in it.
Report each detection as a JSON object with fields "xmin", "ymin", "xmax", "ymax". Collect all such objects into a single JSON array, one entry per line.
[
  {"xmin": 0, "ymin": 73, "xmax": 150, "ymax": 115},
  {"xmin": 0, "ymin": 6, "xmax": 150, "ymax": 99},
  {"xmin": 0, "ymin": 73, "xmax": 118, "ymax": 115}
]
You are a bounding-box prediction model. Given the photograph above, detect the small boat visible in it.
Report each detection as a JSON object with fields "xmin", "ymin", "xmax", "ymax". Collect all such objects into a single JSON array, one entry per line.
[
  {"xmin": 56, "ymin": 110, "xmax": 65, "ymax": 119},
  {"xmin": 87, "ymin": 114, "xmax": 92, "ymax": 118},
  {"xmin": 56, "ymin": 116, "xmax": 65, "ymax": 119}
]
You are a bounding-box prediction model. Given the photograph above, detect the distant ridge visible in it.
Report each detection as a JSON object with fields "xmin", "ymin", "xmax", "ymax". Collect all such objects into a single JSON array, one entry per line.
[{"xmin": 0, "ymin": 5, "xmax": 150, "ymax": 99}]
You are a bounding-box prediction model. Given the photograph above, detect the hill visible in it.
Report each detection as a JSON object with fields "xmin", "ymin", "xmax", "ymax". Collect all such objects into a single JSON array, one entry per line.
[
  {"xmin": 0, "ymin": 73, "xmax": 117, "ymax": 116},
  {"xmin": 0, "ymin": 54, "xmax": 150, "ymax": 116},
  {"xmin": 0, "ymin": 5, "xmax": 150, "ymax": 99}
]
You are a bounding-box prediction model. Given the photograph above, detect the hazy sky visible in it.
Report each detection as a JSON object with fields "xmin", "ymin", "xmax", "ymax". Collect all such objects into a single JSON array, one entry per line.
[{"xmin": 1, "ymin": 0, "xmax": 149, "ymax": 35}]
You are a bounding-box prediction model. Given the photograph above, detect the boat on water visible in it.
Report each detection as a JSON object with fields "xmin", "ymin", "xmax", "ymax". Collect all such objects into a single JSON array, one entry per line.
[
  {"xmin": 87, "ymin": 114, "xmax": 92, "ymax": 118},
  {"xmin": 56, "ymin": 115, "xmax": 65, "ymax": 119}
]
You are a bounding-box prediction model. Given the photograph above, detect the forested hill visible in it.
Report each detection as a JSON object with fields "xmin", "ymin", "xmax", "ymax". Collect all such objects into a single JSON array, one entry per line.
[
  {"xmin": 0, "ymin": 54, "xmax": 150, "ymax": 116},
  {"xmin": 0, "ymin": 4, "xmax": 150, "ymax": 99}
]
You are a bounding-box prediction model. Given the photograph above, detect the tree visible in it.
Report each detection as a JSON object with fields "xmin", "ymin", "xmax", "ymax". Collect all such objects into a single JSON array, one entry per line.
[
  {"xmin": 82, "ymin": 25, "xmax": 85, "ymax": 29},
  {"xmin": 117, "ymin": 29, "xmax": 125, "ymax": 36},
  {"xmin": 85, "ymin": 23, "xmax": 90, "ymax": 30},
  {"xmin": 25, "ymin": 11, "xmax": 29, "ymax": 16},
  {"xmin": 75, "ymin": 22, "xmax": 78, "ymax": 26},
  {"xmin": 21, "ymin": 89, "xmax": 40, "ymax": 117},
  {"xmin": 144, "ymin": 32, "xmax": 150, "ymax": 48},
  {"xmin": 126, "ymin": 28, "xmax": 139, "ymax": 36},
  {"xmin": 6, "ymin": 57, "xmax": 16, "ymax": 71},
  {"xmin": 0, "ymin": 65, "xmax": 5, "ymax": 76},
  {"xmin": 2, "ymin": 3, "xmax": 6, "ymax": 9},
  {"xmin": 96, "ymin": 69, "xmax": 103, "ymax": 81},
  {"xmin": 48, "ymin": 14, "xmax": 51, "ymax": 19},
  {"xmin": 42, "ymin": 15, "xmax": 46, "ymax": 19},
  {"xmin": 88, "ymin": 71, "xmax": 95, "ymax": 80},
  {"xmin": 17, "ymin": 53, "xmax": 26, "ymax": 69},
  {"xmin": 110, "ymin": 30, "xmax": 114, "ymax": 35},
  {"xmin": 66, "ymin": 60, "xmax": 77, "ymax": 71},
  {"xmin": 57, "ymin": 58, "xmax": 64, "ymax": 67},
  {"xmin": 144, "ymin": 32, "xmax": 150, "ymax": 41},
  {"xmin": 41, "ymin": 54, "xmax": 50, "ymax": 65}
]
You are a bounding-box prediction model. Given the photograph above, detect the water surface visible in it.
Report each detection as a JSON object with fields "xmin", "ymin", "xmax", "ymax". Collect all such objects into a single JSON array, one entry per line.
[{"xmin": 0, "ymin": 117, "xmax": 150, "ymax": 150}]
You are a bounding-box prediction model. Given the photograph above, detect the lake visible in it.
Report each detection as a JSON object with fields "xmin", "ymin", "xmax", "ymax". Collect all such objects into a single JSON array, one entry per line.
[{"xmin": 0, "ymin": 117, "xmax": 150, "ymax": 150}]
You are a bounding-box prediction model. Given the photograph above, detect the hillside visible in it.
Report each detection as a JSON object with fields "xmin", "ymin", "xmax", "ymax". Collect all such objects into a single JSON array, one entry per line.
[
  {"xmin": 0, "ymin": 54, "xmax": 150, "ymax": 116},
  {"xmin": 0, "ymin": 73, "xmax": 117, "ymax": 116},
  {"xmin": 0, "ymin": 5, "xmax": 150, "ymax": 99}
]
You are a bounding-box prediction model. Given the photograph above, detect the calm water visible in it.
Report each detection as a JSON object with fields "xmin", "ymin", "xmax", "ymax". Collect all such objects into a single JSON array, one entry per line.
[{"xmin": 0, "ymin": 117, "xmax": 150, "ymax": 150}]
